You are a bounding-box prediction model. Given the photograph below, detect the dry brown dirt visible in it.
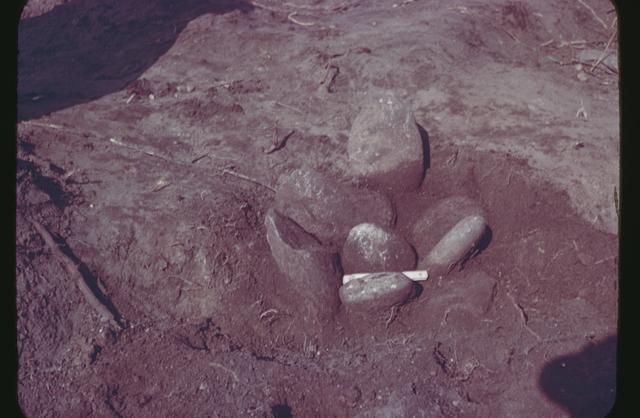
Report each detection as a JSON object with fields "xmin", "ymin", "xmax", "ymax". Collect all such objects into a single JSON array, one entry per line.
[{"xmin": 16, "ymin": 0, "xmax": 619, "ymax": 417}]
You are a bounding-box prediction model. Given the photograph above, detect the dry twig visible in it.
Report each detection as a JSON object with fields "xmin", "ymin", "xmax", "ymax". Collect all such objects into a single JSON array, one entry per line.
[
  {"xmin": 20, "ymin": 121, "xmax": 64, "ymax": 130},
  {"xmin": 321, "ymin": 65, "xmax": 340, "ymax": 92},
  {"xmin": 576, "ymin": 0, "xmax": 608, "ymax": 30},
  {"xmin": 259, "ymin": 308, "xmax": 279, "ymax": 319},
  {"xmin": 274, "ymin": 101, "xmax": 304, "ymax": 114},
  {"xmin": 250, "ymin": 1, "xmax": 287, "ymax": 13},
  {"xmin": 264, "ymin": 129, "xmax": 295, "ymax": 154},
  {"xmin": 109, "ymin": 137, "xmax": 180, "ymax": 164},
  {"xmin": 30, "ymin": 220, "xmax": 125, "ymax": 329},
  {"xmin": 385, "ymin": 305, "xmax": 400, "ymax": 329},
  {"xmin": 209, "ymin": 362, "xmax": 240, "ymax": 384},
  {"xmin": 576, "ymin": 101, "xmax": 588, "ymax": 119},
  {"xmin": 221, "ymin": 167, "xmax": 276, "ymax": 192},
  {"xmin": 590, "ymin": 27, "xmax": 617, "ymax": 72},
  {"xmin": 288, "ymin": 11, "xmax": 315, "ymax": 26},
  {"xmin": 506, "ymin": 292, "xmax": 541, "ymax": 341}
]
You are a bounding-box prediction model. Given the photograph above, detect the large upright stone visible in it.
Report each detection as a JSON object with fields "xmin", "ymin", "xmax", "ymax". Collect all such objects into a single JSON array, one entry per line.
[
  {"xmin": 410, "ymin": 195, "xmax": 486, "ymax": 260},
  {"xmin": 273, "ymin": 167, "xmax": 395, "ymax": 246},
  {"xmin": 264, "ymin": 209, "xmax": 342, "ymax": 322},
  {"xmin": 347, "ymin": 92, "xmax": 425, "ymax": 192},
  {"xmin": 342, "ymin": 223, "xmax": 416, "ymax": 274}
]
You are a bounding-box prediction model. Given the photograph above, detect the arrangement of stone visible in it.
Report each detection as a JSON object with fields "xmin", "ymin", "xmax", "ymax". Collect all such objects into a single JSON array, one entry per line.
[{"xmin": 264, "ymin": 91, "xmax": 492, "ymax": 322}]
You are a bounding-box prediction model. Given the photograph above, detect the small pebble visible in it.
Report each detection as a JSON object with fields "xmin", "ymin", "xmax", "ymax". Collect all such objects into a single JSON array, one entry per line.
[
  {"xmin": 577, "ymin": 71, "xmax": 588, "ymax": 82},
  {"xmin": 339, "ymin": 272, "xmax": 413, "ymax": 312}
]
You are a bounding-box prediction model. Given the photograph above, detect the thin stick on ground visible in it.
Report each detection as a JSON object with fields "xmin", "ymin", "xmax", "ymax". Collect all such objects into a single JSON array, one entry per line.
[
  {"xmin": 250, "ymin": 1, "xmax": 286, "ymax": 13},
  {"xmin": 109, "ymin": 137, "xmax": 182, "ymax": 165},
  {"xmin": 288, "ymin": 12, "xmax": 315, "ymax": 26},
  {"xmin": 576, "ymin": 0, "xmax": 608, "ymax": 30},
  {"xmin": 209, "ymin": 362, "xmax": 240, "ymax": 384},
  {"xmin": 506, "ymin": 292, "xmax": 542, "ymax": 342},
  {"xmin": 20, "ymin": 121, "xmax": 64, "ymax": 130},
  {"xmin": 590, "ymin": 27, "xmax": 617, "ymax": 72},
  {"xmin": 30, "ymin": 220, "xmax": 125, "ymax": 329},
  {"xmin": 385, "ymin": 305, "xmax": 400, "ymax": 329},
  {"xmin": 221, "ymin": 167, "xmax": 276, "ymax": 192},
  {"xmin": 264, "ymin": 129, "xmax": 295, "ymax": 154}
]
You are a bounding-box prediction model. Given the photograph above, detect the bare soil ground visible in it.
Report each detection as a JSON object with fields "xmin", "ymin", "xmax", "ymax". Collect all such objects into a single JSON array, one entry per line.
[{"xmin": 16, "ymin": 0, "xmax": 618, "ymax": 417}]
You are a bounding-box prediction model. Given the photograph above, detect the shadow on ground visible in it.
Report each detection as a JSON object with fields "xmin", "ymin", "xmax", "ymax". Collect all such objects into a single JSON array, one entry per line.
[
  {"xmin": 539, "ymin": 334, "xmax": 617, "ymax": 418},
  {"xmin": 17, "ymin": 0, "xmax": 253, "ymax": 120}
]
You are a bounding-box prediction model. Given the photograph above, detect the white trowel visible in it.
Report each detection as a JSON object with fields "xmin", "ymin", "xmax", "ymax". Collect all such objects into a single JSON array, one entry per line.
[{"xmin": 342, "ymin": 270, "xmax": 428, "ymax": 285}]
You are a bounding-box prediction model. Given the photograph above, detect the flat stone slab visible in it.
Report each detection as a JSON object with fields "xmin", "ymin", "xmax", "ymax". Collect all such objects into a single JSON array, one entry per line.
[
  {"xmin": 347, "ymin": 91, "xmax": 425, "ymax": 192},
  {"xmin": 410, "ymin": 195, "xmax": 486, "ymax": 260},
  {"xmin": 264, "ymin": 208, "xmax": 342, "ymax": 321},
  {"xmin": 273, "ymin": 167, "xmax": 395, "ymax": 246},
  {"xmin": 339, "ymin": 272, "xmax": 414, "ymax": 313},
  {"xmin": 342, "ymin": 223, "xmax": 416, "ymax": 274}
]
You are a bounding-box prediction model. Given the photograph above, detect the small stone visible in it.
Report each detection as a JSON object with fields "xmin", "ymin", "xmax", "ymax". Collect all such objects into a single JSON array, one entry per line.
[
  {"xmin": 339, "ymin": 272, "xmax": 413, "ymax": 312},
  {"xmin": 410, "ymin": 195, "xmax": 486, "ymax": 259},
  {"xmin": 264, "ymin": 209, "xmax": 341, "ymax": 321},
  {"xmin": 577, "ymin": 71, "xmax": 588, "ymax": 82},
  {"xmin": 273, "ymin": 167, "xmax": 395, "ymax": 246},
  {"xmin": 347, "ymin": 91, "xmax": 425, "ymax": 191},
  {"xmin": 342, "ymin": 223, "xmax": 416, "ymax": 274},
  {"xmin": 420, "ymin": 215, "xmax": 488, "ymax": 277}
]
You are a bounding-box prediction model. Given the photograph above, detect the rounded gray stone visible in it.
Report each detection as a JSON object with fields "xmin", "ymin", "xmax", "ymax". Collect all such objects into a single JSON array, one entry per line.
[
  {"xmin": 339, "ymin": 272, "xmax": 413, "ymax": 312},
  {"xmin": 273, "ymin": 167, "xmax": 395, "ymax": 246},
  {"xmin": 419, "ymin": 214, "xmax": 488, "ymax": 277},
  {"xmin": 410, "ymin": 195, "xmax": 486, "ymax": 259},
  {"xmin": 347, "ymin": 91, "xmax": 424, "ymax": 191},
  {"xmin": 264, "ymin": 208, "xmax": 342, "ymax": 321},
  {"xmin": 342, "ymin": 223, "xmax": 416, "ymax": 274}
]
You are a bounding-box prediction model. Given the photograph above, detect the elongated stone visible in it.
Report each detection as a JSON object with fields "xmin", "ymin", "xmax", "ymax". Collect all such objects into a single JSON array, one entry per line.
[
  {"xmin": 342, "ymin": 223, "xmax": 416, "ymax": 274},
  {"xmin": 410, "ymin": 195, "xmax": 486, "ymax": 259},
  {"xmin": 347, "ymin": 91, "xmax": 425, "ymax": 191},
  {"xmin": 273, "ymin": 167, "xmax": 395, "ymax": 246},
  {"xmin": 419, "ymin": 214, "xmax": 488, "ymax": 277},
  {"xmin": 339, "ymin": 272, "xmax": 413, "ymax": 312},
  {"xmin": 264, "ymin": 209, "xmax": 342, "ymax": 321}
]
